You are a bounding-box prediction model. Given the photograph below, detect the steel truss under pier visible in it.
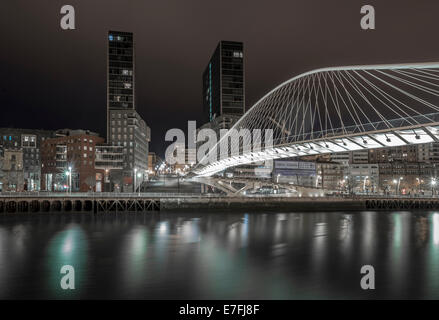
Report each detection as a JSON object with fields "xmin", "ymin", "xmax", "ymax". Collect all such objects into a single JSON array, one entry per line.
[
  {"xmin": 365, "ymin": 198, "xmax": 439, "ymax": 210},
  {"xmin": 0, "ymin": 196, "xmax": 160, "ymax": 213}
]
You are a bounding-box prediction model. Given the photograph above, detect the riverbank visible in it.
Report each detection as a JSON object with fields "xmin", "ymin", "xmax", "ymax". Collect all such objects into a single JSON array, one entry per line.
[
  {"xmin": 160, "ymin": 197, "xmax": 366, "ymax": 212},
  {"xmin": 3, "ymin": 195, "xmax": 439, "ymax": 213}
]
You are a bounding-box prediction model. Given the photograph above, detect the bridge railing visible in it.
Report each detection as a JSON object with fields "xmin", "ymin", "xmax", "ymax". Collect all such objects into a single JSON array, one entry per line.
[{"xmin": 269, "ymin": 111, "xmax": 439, "ymax": 149}]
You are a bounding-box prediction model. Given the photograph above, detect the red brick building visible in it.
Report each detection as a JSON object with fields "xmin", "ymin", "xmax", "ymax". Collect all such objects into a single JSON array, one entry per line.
[{"xmin": 41, "ymin": 130, "xmax": 105, "ymax": 192}]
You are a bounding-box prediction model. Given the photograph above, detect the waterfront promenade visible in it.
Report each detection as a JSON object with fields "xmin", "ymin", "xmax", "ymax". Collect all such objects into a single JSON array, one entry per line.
[{"xmin": 2, "ymin": 192, "xmax": 439, "ymax": 213}]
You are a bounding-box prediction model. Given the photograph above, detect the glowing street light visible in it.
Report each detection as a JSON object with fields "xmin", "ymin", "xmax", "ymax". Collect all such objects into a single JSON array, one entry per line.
[
  {"xmin": 69, "ymin": 166, "xmax": 72, "ymax": 193},
  {"xmin": 65, "ymin": 166, "xmax": 72, "ymax": 194},
  {"xmin": 134, "ymin": 168, "xmax": 138, "ymax": 194},
  {"xmin": 393, "ymin": 177, "xmax": 403, "ymax": 195},
  {"xmin": 397, "ymin": 177, "xmax": 403, "ymax": 195},
  {"xmin": 363, "ymin": 175, "xmax": 369, "ymax": 193}
]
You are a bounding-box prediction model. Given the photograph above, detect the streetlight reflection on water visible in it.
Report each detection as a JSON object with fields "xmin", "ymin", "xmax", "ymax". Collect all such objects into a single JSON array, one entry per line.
[
  {"xmin": 46, "ymin": 224, "xmax": 88, "ymax": 298},
  {"xmin": 433, "ymin": 213, "xmax": 439, "ymax": 246}
]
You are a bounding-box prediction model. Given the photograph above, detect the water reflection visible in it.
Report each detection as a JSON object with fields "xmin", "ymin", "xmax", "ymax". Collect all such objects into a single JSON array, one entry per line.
[
  {"xmin": 0, "ymin": 211, "xmax": 439, "ymax": 299},
  {"xmin": 0, "ymin": 227, "xmax": 9, "ymax": 298},
  {"xmin": 432, "ymin": 213, "xmax": 439, "ymax": 246},
  {"xmin": 45, "ymin": 224, "xmax": 88, "ymax": 299},
  {"xmin": 121, "ymin": 226, "xmax": 148, "ymax": 294},
  {"xmin": 427, "ymin": 213, "xmax": 439, "ymax": 297}
]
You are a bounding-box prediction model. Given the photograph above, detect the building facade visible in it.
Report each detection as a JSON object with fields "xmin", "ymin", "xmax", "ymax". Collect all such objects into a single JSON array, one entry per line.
[
  {"xmin": 148, "ymin": 152, "xmax": 158, "ymax": 175},
  {"xmin": 316, "ymin": 161, "xmax": 345, "ymax": 190},
  {"xmin": 107, "ymin": 30, "xmax": 135, "ymax": 125},
  {"xmin": 0, "ymin": 149, "xmax": 24, "ymax": 192},
  {"xmin": 323, "ymin": 143, "xmax": 439, "ymax": 195},
  {"xmin": 202, "ymin": 41, "xmax": 245, "ymax": 122},
  {"xmin": 41, "ymin": 130, "xmax": 105, "ymax": 192},
  {"xmin": 272, "ymin": 160, "xmax": 316, "ymax": 187},
  {"xmin": 107, "ymin": 30, "xmax": 150, "ymax": 192},
  {"xmin": 0, "ymin": 128, "xmax": 54, "ymax": 191},
  {"xmin": 347, "ymin": 163, "xmax": 380, "ymax": 194},
  {"xmin": 95, "ymin": 145, "xmax": 124, "ymax": 192}
]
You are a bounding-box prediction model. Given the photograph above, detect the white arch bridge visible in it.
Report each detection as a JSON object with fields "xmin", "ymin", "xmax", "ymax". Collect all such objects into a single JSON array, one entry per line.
[{"xmin": 193, "ymin": 62, "xmax": 439, "ymax": 177}]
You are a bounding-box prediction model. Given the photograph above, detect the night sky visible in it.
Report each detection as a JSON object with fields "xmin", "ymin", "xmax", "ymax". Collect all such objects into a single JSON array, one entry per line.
[{"xmin": 1, "ymin": 0, "xmax": 439, "ymax": 157}]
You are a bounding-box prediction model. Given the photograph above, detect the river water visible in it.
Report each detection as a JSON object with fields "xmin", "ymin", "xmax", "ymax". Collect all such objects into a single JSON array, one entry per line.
[{"xmin": 0, "ymin": 211, "xmax": 438, "ymax": 299}]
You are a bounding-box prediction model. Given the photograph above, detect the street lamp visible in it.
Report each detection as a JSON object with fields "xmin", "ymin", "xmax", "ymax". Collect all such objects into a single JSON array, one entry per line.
[
  {"xmin": 137, "ymin": 171, "xmax": 142, "ymax": 195},
  {"xmin": 432, "ymin": 178, "xmax": 437, "ymax": 197},
  {"xmin": 316, "ymin": 175, "xmax": 321, "ymax": 188},
  {"xmin": 416, "ymin": 177, "xmax": 420, "ymax": 196},
  {"xmin": 395, "ymin": 177, "xmax": 403, "ymax": 196},
  {"xmin": 69, "ymin": 166, "xmax": 72, "ymax": 193},
  {"xmin": 363, "ymin": 176, "xmax": 369, "ymax": 193},
  {"xmin": 339, "ymin": 179, "xmax": 345, "ymax": 192},
  {"xmin": 66, "ymin": 166, "xmax": 72, "ymax": 194}
]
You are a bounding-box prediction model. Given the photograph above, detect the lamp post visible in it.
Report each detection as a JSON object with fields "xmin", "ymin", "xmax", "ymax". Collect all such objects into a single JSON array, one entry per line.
[
  {"xmin": 134, "ymin": 168, "xmax": 137, "ymax": 194},
  {"xmin": 393, "ymin": 177, "xmax": 403, "ymax": 196},
  {"xmin": 66, "ymin": 166, "xmax": 72, "ymax": 194},
  {"xmin": 432, "ymin": 178, "xmax": 437, "ymax": 197},
  {"xmin": 416, "ymin": 177, "xmax": 420, "ymax": 196},
  {"xmin": 137, "ymin": 171, "xmax": 142, "ymax": 195},
  {"xmin": 65, "ymin": 171, "xmax": 69, "ymax": 193},
  {"xmin": 69, "ymin": 166, "xmax": 72, "ymax": 194},
  {"xmin": 104, "ymin": 169, "xmax": 109, "ymax": 192},
  {"xmin": 363, "ymin": 175, "xmax": 369, "ymax": 194}
]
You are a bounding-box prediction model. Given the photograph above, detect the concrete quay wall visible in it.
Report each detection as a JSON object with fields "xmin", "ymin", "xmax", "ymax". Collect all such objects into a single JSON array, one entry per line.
[
  {"xmin": 160, "ymin": 197, "xmax": 366, "ymax": 212},
  {"xmin": 161, "ymin": 197, "xmax": 439, "ymax": 212},
  {"xmin": 2, "ymin": 195, "xmax": 439, "ymax": 213}
]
